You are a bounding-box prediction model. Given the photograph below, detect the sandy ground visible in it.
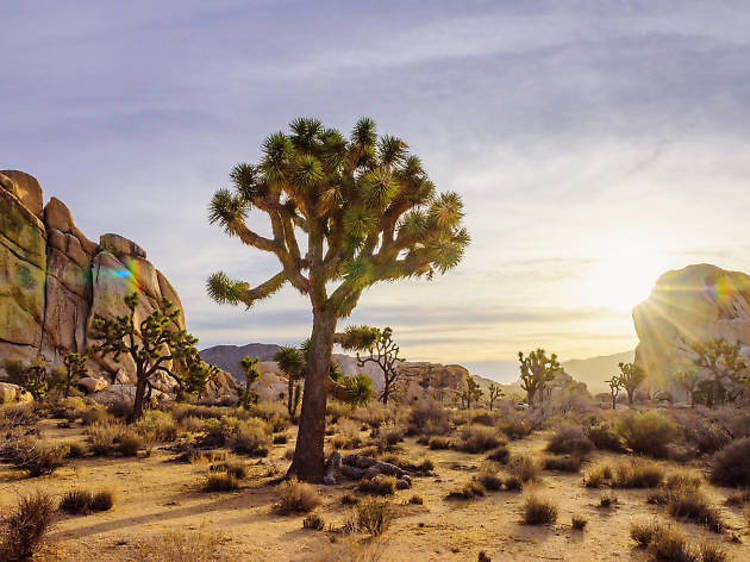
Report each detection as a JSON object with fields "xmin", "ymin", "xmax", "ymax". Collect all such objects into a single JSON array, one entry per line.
[{"xmin": 1, "ymin": 419, "xmax": 749, "ymax": 561}]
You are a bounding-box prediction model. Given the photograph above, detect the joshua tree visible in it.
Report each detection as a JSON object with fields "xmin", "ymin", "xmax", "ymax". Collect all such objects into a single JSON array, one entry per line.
[
  {"xmin": 460, "ymin": 377, "xmax": 483, "ymax": 409},
  {"xmin": 617, "ymin": 362, "xmax": 646, "ymax": 406},
  {"xmin": 7, "ymin": 356, "xmax": 49, "ymax": 400},
  {"xmin": 274, "ymin": 346, "xmax": 305, "ymax": 418},
  {"xmin": 331, "ymin": 373, "xmax": 373, "ymax": 406},
  {"xmin": 688, "ymin": 338, "xmax": 748, "ymax": 405},
  {"xmin": 487, "ymin": 383, "xmax": 504, "ymax": 411},
  {"xmin": 605, "ymin": 375, "xmax": 622, "ymax": 410},
  {"xmin": 206, "ymin": 117, "xmax": 469, "ymax": 481},
  {"xmin": 518, "ymin": 349, "xmax": 560, "ymax": 408},
  {"xmin": 338, "ymin": 325, "xmax": 405, "ymax": 404},
  {"xmin": 237, "ymin": 356, "xmax": 262, "ymax": 409},
  {"xmin": 674, "ymin": 367, "xmax": 700, "ymax": 407},
  {"xmin": 88, "ymin": 293, "xmax": 208, "ymax": 422},
  {"xmin": 61, "ymin": 351, "xmax": 88, "ymax": 397}
]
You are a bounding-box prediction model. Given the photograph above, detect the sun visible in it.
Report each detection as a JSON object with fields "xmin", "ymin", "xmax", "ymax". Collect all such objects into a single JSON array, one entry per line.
[{"xmin": 582, "ymin": 245, "xmax": 668, "ymax": 312}]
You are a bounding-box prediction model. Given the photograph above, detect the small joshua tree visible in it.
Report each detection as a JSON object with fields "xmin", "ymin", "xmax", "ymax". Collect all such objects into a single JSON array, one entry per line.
[
  {"xmin": 488, "ymin": 383, "xmax": 504, "ymax": 411},
  {"xmin": 6, "ymin": 355, "xmax": 49, "ymax": 400},
  {"xmin": 460, "ymin": 377, "xmax": 483, "ymax": 409},
  {"xmin": 688, "ymin": 338, "xmax": 748, "ymax": 405},
  {"xmin": 674, "ymin": 367, "xmax": 700, "ymax": 407},
  {"xmin": 518, "ymin": 349, "xmax": 560, "ymax": 408},
  {"xmin": 206, "ymin": 118, "xmax": 469, "ymax": 481},
  {"xmin": 617, "ymin": 362, "xmax": 646, "ymax": 406},
  {"xmin": 62, "ymin": 351, "xmax": 88, "ymax": 397},
  {"xmin": 237, "ymin": 356, "xmax": 262, "ymax": 409},
  {"xmin": 274, "ymin": 346, "xmax": 305, "ymax": 418},
  {"xmin": 605, "ymin": 375, "xmax": 622, "ymax": 410},
  {"xmin": 338, "ymin": 325, "xmax": 405, "ymax": 404},
  {"xmin": 88, "ymin": 293, "xmax": 209, "ymax": 422}
]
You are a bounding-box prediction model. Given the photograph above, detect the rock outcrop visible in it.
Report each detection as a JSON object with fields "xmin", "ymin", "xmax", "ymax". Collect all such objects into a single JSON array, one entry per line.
[
  {"xmin": 0, "ymin": 170, "xmax": 239, "ymax": 400},
  {"xmin": 633, "ymin": 263, "xmax": 750, "ymax": 392}
]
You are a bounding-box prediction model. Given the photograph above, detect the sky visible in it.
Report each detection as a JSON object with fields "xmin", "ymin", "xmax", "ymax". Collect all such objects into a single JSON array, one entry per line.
[{"xmin": 3, "ymin": 1, "xmax": 750, "ymax": 382}]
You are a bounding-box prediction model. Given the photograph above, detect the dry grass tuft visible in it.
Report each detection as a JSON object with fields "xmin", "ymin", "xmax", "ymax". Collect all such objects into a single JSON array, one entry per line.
[
  {"xmin": 546, "ymin": 424, "xmax": 593, "ymax": 456},
  {"xmin": 357, "ymin": 475, "xmax": 397, "ymax": 496},
  {"xmin": 202, "ymin": 473, "xmax": 239, "ymax": 492},
  {"xmin": 447, "ymin": 480, "xmax": 486, "ymax": 500},
  {"xmin": 303, "ymin": 513, "xmax": 326, "ymax": 530},
  {"xmin": 356, "ymin": 498, "xmax": 392, "ymax": 536},
  {"xmin": 275, "ymin": 479, "xmax": 322, "ymax": 514},
  {"xmin": 509, "ymin": 454, "xmax": 541, "ymax": 483},
  {"xmin": 522, "ymin": 495, "xmax": 558, "ymax": 525},
  {"xmin": 544, "ymin": 455, "xmax": 582, "ymax": 473},
  {"xmin": 455, "ymin": 425, "xmax": 503, "ymax": 453},
  {"xmin": 571, "ymin": 514, "xmax": 588, "ymax": 530}
]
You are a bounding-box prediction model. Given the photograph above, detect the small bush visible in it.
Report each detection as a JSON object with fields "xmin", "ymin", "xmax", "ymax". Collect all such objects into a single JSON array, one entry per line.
[
  {"xmin": 229, "ymin": 419, "xmax": 271, "ymax": 457},
  {"xmin": 447, "ymin": 479, "xmax": 486, "ymax": 500},
  {"xmin": 503, "ymin": 475, "xmax": 523, "ymax": 491},
  {"xmin": 587, "ymin": 459, "xmax": 664, "ymax": 489},
  {"xmin": 60, "ymin": 489, "xmax": 93, "ymax": 515},
  {"xmin": 477, "ymin": 465, "xmax": 504, "ymax": 491},
  {"xmin": 376, "ymin": 421, "xmax": 406, "ymax": 450},
  {"xmin": 90, "ymin": 490, "xmax": 115, "ymax": 512},
  {"xmin": 63, "ymin": 440, "xmax": 88, "ymax": 459},
  {"xmin": 615, "ymin": 410, "xmax": 676, "ymax": 458},
  {"xmin": 487, "ymin": 445, "xmax": 510, "ymax": 464},
  {"xmin": 86, "ymin": 421, "xmax": 128, "ymax": 456},
  {"xmin": 630, "ymin": 521, "xmax": 697, "ymax": 562},
  {"xmin": 275, "ymin": 479, "xmax": 322, "ymax": 514},
  {"xmin": 408, "ymin": 495, "xmax": 424, "ymax": 505},
  {"xmin": 341, "ymin": 493, "xmax": 358, "ymax": 506},
  {"xmin": 710, "ymin": 437, "xmax": 750, "ymax": 487},
  {"xmin": 303, "ymin": 513, "xmax": 325, "ymax": 530},
  {"xmin": 546, "ymin": 424, "xmax": 593, "ymax": 456},
  {"xmin": 599, "ymin": 491, "xmax": 618, "ymax": 508},
  {"xmin": 571, "ymin": 514, "xmax": 588, "ymax": 530},
  {"xmin": 509, "ymin": 455, "xmax": 540, "ymax": 483},
  {"xmin": 427, "ymin": 436, "xmax": 452, "ymax": 450},
  {"xmin": 698, "ymin": 541, "xmax": 728, "ymax": 562},
  {"xmin": 630, "ymin": 521, "xmax": 658, "ymax": 548},
  {"xmin": 456, "ymin": 425, "xmax": 503, "ymax": 454},
  {"xmin": 522, "ymin": 495, "xmax": 558, "ymax": 525},
  {"xmin": 179, "ymin": 415, "xmax": 204, "ymax": 433},
  {"xmin": 117, "ymin": 432, "xmax": 143, "ymax": 457},
  {"xmin": 356, "ymin": 498, "xmax": 391, "ymax": 536},
  {"xmin": 212, "ymin": 461, "xmax": 247, "ymax": 480},
  {"xmin": 408, "ymin": 398, "xmax": 450, "ymax": 436},
  {"xmin": 273, "ymin": 434, "xmax": 288, "ymax": 444},
  {"xmin": 330, "ymin": 418, "xmax": 365, "ymax": 449},
  {"xmin": 9, "ymin": 439, "xmax": 69, "ymax": 477},
  {"xmin": 203, "ymin": 473, "xmax": 239, "ymax": 492},
  {"xmin": 585, "ymin": 423, "xmax": 623, "ymax": 452},
  {"xmin": 584, "ymin": 463, "xmax": 613, "ymax": 488},
  {"xmin": 136, "ymin": 410, "xmax": 178, "ymax": 442},
  {"xmin": 666, "ymin": 489, "xmax": 724, "ymax": 533},
  {"xmin": 544, "ymin": 455, "xmax": 582, "ymax": 473},
  {"xmin": 357, "ymin": 475, "xmax": 397, "ymax": 496},
  {"xmin": 0, "ymin": 492, "xmax": 56, "ymax": 560}
]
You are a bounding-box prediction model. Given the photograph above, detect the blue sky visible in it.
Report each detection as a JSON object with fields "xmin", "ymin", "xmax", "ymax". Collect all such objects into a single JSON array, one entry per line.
[{"xmin": 3, "ymin": 1, "xmax": 750, "ymax": 381}]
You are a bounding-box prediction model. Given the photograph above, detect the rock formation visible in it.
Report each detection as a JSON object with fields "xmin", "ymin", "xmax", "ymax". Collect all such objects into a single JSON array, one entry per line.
[
  {"xmin": 0, "ymin": 170, "xmax": 234, "ymax": 401},
  {"xmin": 633, "ymin": 263, "xmax": 750, "ymax": 393}
]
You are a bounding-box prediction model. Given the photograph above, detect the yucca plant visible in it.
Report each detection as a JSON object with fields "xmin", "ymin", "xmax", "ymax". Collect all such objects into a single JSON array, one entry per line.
[
  {"xmin": 207, "ymin": 117, "xmax": 469, "ymax": 481},
  {"xmin": 274, "ymin": 346, "xmax": 305, "ymax": 418}
]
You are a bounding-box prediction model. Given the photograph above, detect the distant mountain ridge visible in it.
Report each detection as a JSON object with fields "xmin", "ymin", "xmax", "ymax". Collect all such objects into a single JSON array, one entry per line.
[{"xmin": 561, "ymin": 350, "xmax": 634, "ymax": 394}]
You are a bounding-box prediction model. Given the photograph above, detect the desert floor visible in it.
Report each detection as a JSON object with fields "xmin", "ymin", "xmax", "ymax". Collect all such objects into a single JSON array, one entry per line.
[{"xmin": 1, "ymin": 418, "xmax": 748, "ymax": 562}]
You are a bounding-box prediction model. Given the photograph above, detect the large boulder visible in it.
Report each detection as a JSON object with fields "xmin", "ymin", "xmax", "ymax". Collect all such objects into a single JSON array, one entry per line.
[
  {"xmin": 0, "ymin": 170, "xmax": 44, "ymax": 216},
  {"xmin": 0, "ymin": 382, "xmax": 32, "ymax": 403},
  {"xmin": 633, "ymin": 264, "xmax": 750, "ymax": 392}
]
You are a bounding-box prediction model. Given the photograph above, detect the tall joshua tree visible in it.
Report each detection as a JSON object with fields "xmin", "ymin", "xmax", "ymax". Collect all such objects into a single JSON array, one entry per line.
[
  {"xmin": 207, "ymin": 117, "xmax": 469, "ymax": 481},
  {"xmin": 338, "ymin": 325, "xmax": 405, "ymax": 404},
  {"xmin": 237, "ymin": 356, "xmax": 262, "ymax": 409},
  {"xmin": 274, "ymin": 346, "xmax": 305, "ymax": 418},
  {"xmin": 688, "ymin": 338, "xmax": 748, "ymax": 405},
  {"xmin": 605, "ymin": 375, "xmax": 622, "ymax": 410},
  {"xmin": 62, "ymin": 351, "xmax": 88, "ymax": 397},
  {"xmin": 89, "ymin": 293, "xmax": 209, "ymax": 422},
  {"xmin": 518, "ymin": 349, "xmax": 560, "ymax": 408},
  {"xmin": 617, "ymin": 362, "xmax": 646, "ymax": 406},
  {"xmin": 487, "ymin": 383, "xmax": 503, "ymax": 411}
]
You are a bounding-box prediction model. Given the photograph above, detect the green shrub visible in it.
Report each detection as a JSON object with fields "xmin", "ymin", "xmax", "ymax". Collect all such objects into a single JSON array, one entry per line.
[
  {"xmin": 136, "ymin": 410, "xmax": 178, "ymax": 442},
  {"xmin": 615, "ymin": 410, "xmax": 676, "ymax": 458}
]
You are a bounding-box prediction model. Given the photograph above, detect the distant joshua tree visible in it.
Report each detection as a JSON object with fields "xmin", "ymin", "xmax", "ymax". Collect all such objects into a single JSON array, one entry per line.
[
  {"xmin": 88, "ymin": 293, "xmax": 210, "ymax": 422},
  {"xmin": 674, "ymin": 367, "xmax": 700, "ymax": 407},
  {"xmin": 518, "ymin": 349, "xmax": 560, "ymax": 408},
  {"xmin": 688, "ymin": 338, "xmax": 748, "ymax": 405},
  {"xmin": 605, "ymin": 375, "xmax": 621, "ymax": 410},
  {"xmin": 237, "ymin": 356, "xmax": 262, "ymax": 409},
  {"xmin": 460, "ymin": 377, "xmax": 483, "ymax": 410},
  {"xmin": 274, "ymin": 346, "xmax": 305, "ymax": 419},
  {"xmin": 62, "ymin": 351, "xmax": 88, "ymax": 397},
  {"xmin": 487, "ymin": 383, "xmax": 504, "ymax": 411},
  {"xmin": 206, "ymin": 117, "xmax": 469, "ymax": 481},
  {"xmin": 338, "ymin": 325, "xmax": 405, "ymax": 404},
  {"xmin": 617, "ymin": 362, "xmax": 646, "ymax": 406}
]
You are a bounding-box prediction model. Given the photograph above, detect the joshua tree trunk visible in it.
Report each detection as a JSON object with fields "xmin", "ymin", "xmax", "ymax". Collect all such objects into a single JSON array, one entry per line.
[
  {"xmin": 288, "ymin": 310, "xmax": 336, "ymax": 482},
  {"xmin": 130, "ymin": 364, "xmax": 147, "ymax": 423},
  {"xmin": 287, "ymin": 376, "xmax": 294, "ymax": 418}
]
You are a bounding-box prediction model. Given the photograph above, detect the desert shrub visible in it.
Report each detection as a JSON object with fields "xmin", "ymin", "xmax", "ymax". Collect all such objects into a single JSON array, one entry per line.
[
  {"xmin": 667, "ymin": 489, "xmax": 724, "ymax": 532},
  {"xmin": 630, "ymin": 521, "xmax": 698, "ymax": 561},
  {"xmin": 408, "ymin": 398, "xmax": 451, "ymax": 436},
  {"xmin": 275, "ymin": 479, "xmax": 322, "ymax": 514},
  {"xmin": 80, "ymin": 403, "xmax": 109, "ymax": 426},
  {"xmin": 59, "ymin": 489, "xmax": 93, "ymax": 514},
  {"xmin": 330, "ymin": 418, "xmax": 365, "ymax": 449},
  {"xmin": 341, "ymin": 493, "xmax": 358, "ymax": 506},
  {"xmin": 447, "ymin": 480, "xmax": 486, "ymax": 499},
  {"xmin": 351, "ymin": 402, "xmax": 395, "ymax": 428},
  {"xmin": 86, "ymin": 420, "xmax": 129, "ymax": 455},
  {"xmin": 251, "ymin": 401, "xmax": 289, "ymax": 432},
  {"xmin": 303, "ymin": 513, "xmax": 325, "ymax": 530},
  {"xmin": 665, "ymin": 470, "xmax": 703, "ymax": 491},
  {"xmin": 471, "ymin": 410, "xmax": 497, "ymax": 426},
  {"xmin": 698, "ymin": 541, "xmax": 728, "ymax": 562},
  {"xmin": 615, "ymin": 410, "xmax": 676, "ymax": 458},
  {"xmin": 179, "ymin": 415, "xmax": 204, "ymax": 433},
  {"xmin": 63, "ymin": 440, "xmax": 88, "ymax": 458},
  {"xmin": 455, "ymin": 425, "xmax": 503, "ymax": 453},
  {"xmin": 273, "ymin": 434, "xmax": 288, "ymax": 444},
  {"xmin": 408, "ymin": 494, "xmax": 424, "ymax": 505},
  {"xmin": 117, "ymin": 432, "xmax": 143, "ymax": 457},
  {"xmin": 327, "ymin": 399, "xmax": 354, "ymax": 421},
  {"xmin": 674, "ymin": 410, "xmax": 732, "ymax": 454},
  {"xmin": 203, "ymin": 473, "xmax": 239, "ymax": 492},
  {"xmin": 509, "ymin": 454, "xmax": 541, "ymax": 483},
  {"xmin": 522, "ymin": 495, "xmax": 558, "ymax": 525},
  {"xmin": 544, "ymin": 455, "xmax": 582, "ymax": 473},
  {"xmin": 133, "ymin": 529, "xmax": 229, "ymax": 562},
  {"xmin": 585, "ymin": 423, "xmax": 624, "ymax": 452},
  {"xmin": 571, "ymin": 514, "xmax": 588, "ymax": 530},
  {"xmin": 630, "ymin": 521, "xmax": 658, "ymax": 548},
  {"xmin": 585, "ymin": 459, "xmax": 664, "ymax": 489},
  {"xmin": 357, "ymin": 475, "xmax": 396, "ymax": 496},
  {"xmin": 55, "ymin": 397, "xmax": 88, "ymax": 421},
  {"xmin": 229, "ymin": 419, "xmax": 271, "ymax": 456},
  {"xmin": 427, "ymin": 435, "xmax": 452, "ymax": 450},
  {"xmin": 0, "ymin": 403, "xmax": 38, "ymax": 429},
  {"xmin": 171, "ymin": 404, "xmax": 231, "ymax": 422},
  {"xmin": 7, "ymin": 437, "xmax": 69, "ymax": 477},
  {"xmin": 487, "ymin": 445, "xmax": 510, "ymax": 464},
  {"xmin": 710, "ymin": 437, "xmax": 750, "ymax": 487},
  {"xmin": 106, "ymin": 398, "xmax": 133, "ymax": 420},
  {"xmin": 498, "ymin": 407, "xmax": 543, "ymax": 440},
  {"xmin": 90, "ymin": 490, "xmax": 115, "ymax": 512},
  {"xmin": 503, "ymin": 475, "xmax": 523, "ymax": 491},
  {"xmin": 599, "ymin": 491, "xmax": 618, "ymax": 508},
  {"xmin": 356, "ymin": 498, "xmax": 391, "ymax": 536},
  {"xmin": 477, "ymin": 464, "xmax": 504, "ymax": 491},
  {"xmin": 546, "ymin": 424, "xmax": 593, "ymax": 456},
  {"xmin": 584, "ymin": 463, "xmax": 613, "ymax": 488},
  {"xmin": 136, "ymin": 410, "xmax": 178, "ymax": 442},
  {"xmin": 375, "ymin": 421, "xmax": 406, "ymax": 450},
  {"xmin": 0, "ymin": 492, "xmax": 56, "ymax": 561},
  {"xmin": 212, "ymin": 461, "xmax": 247, "ymax": 480}
]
